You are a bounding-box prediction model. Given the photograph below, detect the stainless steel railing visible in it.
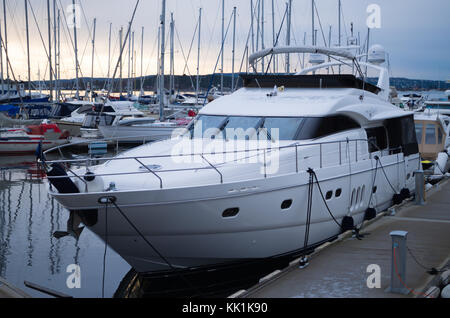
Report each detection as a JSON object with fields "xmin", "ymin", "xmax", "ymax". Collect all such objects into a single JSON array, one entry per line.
[{"xmin": 40, "ymin": 137, "xmax": 401, "ymax": 193}]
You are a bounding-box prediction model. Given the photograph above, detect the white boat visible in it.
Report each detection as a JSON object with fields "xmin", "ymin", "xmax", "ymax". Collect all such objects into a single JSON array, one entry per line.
[
  {"xmin": 98, "ymin": 117, "xmax": 189, "ymax": 143},
  {"xmin": 414, "ymin": 112, "xmax": 450, "ymax": 174},
  {"xmin": 0, "ymin": 83, "xmax": 49, "ymax": 104},
  {"xmin": 0, "ymin": 123, "xmax": 69, "ymax": 155},
  {"xmin": 45, "ymin": 46, "xmax": 420, "ymax": 273},
  {"xmin": 401, "ymin": 93, "xmax": 425, "ymax": 110},
  {"xmin": 55, "ymin": 100, "xmax": 103, "ymax": 137},
  {"xmin": 79, "ymin": 101, "xmax": 145, "ymax": 139},
  {"xmin": 424, "ymin": 90, "xmax": 450, "ymax": 114}
]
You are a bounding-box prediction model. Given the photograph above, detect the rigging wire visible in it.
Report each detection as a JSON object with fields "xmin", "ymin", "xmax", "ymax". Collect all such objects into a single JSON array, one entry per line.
[
  {"xmin": 263, "ymin": 5, "xmax": 288, "ymax": 74},
  {"xmin": 27, "ymin": 0, "xmax": 58, "ymax": 83},
  {"xmin": 101, "ymin": 0, "xmax": 140, "ymax": 111},
  {"xmin": 175, "ymin": 24, "xmax": 196, "ymax": 91},
  {"xmin": 202, "ymin": 11, "xmax": 234, "ymax": 107}
]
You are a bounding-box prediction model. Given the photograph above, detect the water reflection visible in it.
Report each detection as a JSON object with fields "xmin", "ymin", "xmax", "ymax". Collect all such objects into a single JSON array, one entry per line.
[{"xmin": 0, "ymin": 155, "xmax": 130, "ymax": 298}]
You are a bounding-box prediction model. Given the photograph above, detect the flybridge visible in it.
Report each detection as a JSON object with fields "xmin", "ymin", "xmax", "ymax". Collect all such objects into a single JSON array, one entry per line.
[{"xmin": 240, "ymin": 74, "xmax": 381, "ymax": 95}]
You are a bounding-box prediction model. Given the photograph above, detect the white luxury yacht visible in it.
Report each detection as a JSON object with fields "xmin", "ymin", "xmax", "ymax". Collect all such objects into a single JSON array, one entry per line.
[{"xmin": 44, "ymin": 46, "xmax": 420, "ymax": 273}]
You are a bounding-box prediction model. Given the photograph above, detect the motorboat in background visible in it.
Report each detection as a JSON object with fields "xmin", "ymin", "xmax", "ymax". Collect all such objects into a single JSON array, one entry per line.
[
  {"xmin": 0, "ymin": 83, "xmax": 49, "ymax": 104},
  {"xmin": 401, "ymin": 93, "xmax": 425, "ymax": 110},
  {"xmin": 414, "ymin": 112, "xmax": 450, "ymax": 174},
  {"xmin": 0, "ymin": 122, "xmax": 69, "ymax": 155},
  {"xmin": 80, "ymin": 101, "xmax": 145, "ymax": 139},
  {"xmin": 45, "ymin": 45, "xmax": 420, "ymax": 273},
  {"xmin": 389, "ymin": 86, "xmax": 404, "ymax": 108},
  {"xmin": 424, "ymin": 90, "xmax": 450, "ymax": 115},
  {"xmin": 98, "ymin": 116, "xmax": 193, "ymax": 143},
  {"xmin": 54, "ymin": 101, "xmax": 101, "ymax": 137}
]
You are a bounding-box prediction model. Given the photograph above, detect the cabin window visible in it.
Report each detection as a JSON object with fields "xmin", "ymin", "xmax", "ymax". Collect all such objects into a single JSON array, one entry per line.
[
  {"xmin": 415, "ymin": 123, "xmax": 423, "ymax": 144},
  {"xmin": 438, "ymin": 128, "xmax": 443, "ymax": 144},
  {"xmin": 385, "ymin": 116, "xmax": 419, "ymax": 156},
  {"xmin": 82, "ymin": 114, "xmax": 115, "ymax": 128},
  {"xmin": 222, "ymin": 208, "xmax": 240, "ymax": 218},
  {"xmin": 425, "ymin": 124, "xmax": 436, "ymax": 144},
  {"xmin": 281, "ymin": 199, "xmax": 293, "ymax": 209},
  {"xmin": 191, "ymin": 115, "xmax": 228, "ymax": 139},
  {"xmin": 223, "ymin": 117, "xmax": 262, "ymax": 140},
  {"xmin": 188, "ymin": 115, "xmax": 360, "ymax": 141},
  {"xmin": 298, "ymin": 116, "xmax": 360, "ymax": 140},
  {"xmin": 260, "ymin": 117, "xmax": 304, "ymax": 140},
  {"xmin": 366, "ymin": 127, "xmax": 388, "ymax": 152}
]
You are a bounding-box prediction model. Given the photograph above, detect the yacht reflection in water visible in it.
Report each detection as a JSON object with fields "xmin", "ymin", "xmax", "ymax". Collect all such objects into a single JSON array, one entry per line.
[{"xmin": 0, "ymin": 155, "xmax": 130, "ymax": 298}]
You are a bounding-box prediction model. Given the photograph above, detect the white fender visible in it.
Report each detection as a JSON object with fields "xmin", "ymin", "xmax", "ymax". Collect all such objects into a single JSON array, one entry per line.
[{"xmin": 434, "ymin": 152, "xmax": 449, "ymax": 175}]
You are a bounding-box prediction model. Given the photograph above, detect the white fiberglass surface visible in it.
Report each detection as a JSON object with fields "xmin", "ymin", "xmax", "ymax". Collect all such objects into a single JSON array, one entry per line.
[{"xmin": 73, "ymin": 127, "xmax": 368, "ymax": 192}]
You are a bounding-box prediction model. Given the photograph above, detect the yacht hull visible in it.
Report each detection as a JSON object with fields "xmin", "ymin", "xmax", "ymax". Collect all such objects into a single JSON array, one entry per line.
[
  {"xmin": 51, "ymin": 154, "xmax": 419, "ymax": 273},
  {"xmin": 55, "ymin": 120, "xmax": 82, "ymax": 137},
  {"xmin": 98, "ymin": 125, "xmax": 178, "ymax": 143}
]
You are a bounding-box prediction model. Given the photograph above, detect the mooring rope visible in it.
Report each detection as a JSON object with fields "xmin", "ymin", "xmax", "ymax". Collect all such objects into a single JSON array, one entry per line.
[{"xmin": 98, "ymin": 196, "xmax": 202, "ymax": 297}]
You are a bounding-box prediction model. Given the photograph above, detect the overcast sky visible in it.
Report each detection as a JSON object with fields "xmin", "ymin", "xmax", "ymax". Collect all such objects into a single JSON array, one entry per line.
[{"xmin": 1, "ymin": 0, "xmax": 449, "ymax": 81}]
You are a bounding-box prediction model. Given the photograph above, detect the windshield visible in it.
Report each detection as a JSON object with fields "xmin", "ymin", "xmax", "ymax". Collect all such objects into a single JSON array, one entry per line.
[
  {"xmin": 82, "ymin": 114, "xmax": 116, "ymax": 128},
  {"xmin": 185, "ymin": 115, "xmax": 359, "ymax": 141}
]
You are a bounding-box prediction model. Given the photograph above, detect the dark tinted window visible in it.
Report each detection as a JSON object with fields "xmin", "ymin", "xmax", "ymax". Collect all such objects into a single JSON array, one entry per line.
[
  {"xmin": 386, "ymin": 116, "xmax": 419, "ymax": 156},
  {"xmin": 366, "ymin": 127, "xmax": 388, "ymax": 152},
  {"xmin": 298, "ymin": 116, "xmax": 360, "ymax": 140},
  {"xmin": 415, "ymin": 123, "xmax": 423, "ymax": 144},
  {"xmin": 187, "ymin": 115, "xmax": 360, "ymax": 141}
]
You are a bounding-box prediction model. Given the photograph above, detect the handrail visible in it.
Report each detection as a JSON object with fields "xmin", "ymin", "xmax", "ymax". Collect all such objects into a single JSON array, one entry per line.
[
  {"xmin": 134, "ymin": 158, "xmax": 163, "ymax": 189},
  {"xmin": 43, "ymin": 132, "xmax": 181, "ymax": 156},
  {"xmin": 42, "ymin": 138, "xmax": 407, "ymax": 193},
  {"xmin": 43, "ymin": 138, "xmax": 370, "ymax": 165},
  {"xmin": 41, "ymin": 138, "xmax": 384, "ymax": 192}
]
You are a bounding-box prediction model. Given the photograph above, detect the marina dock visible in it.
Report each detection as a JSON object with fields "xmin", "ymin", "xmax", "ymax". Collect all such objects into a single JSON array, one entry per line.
[
  {"xmin": 0, "ymin": 278, "xmax": 30, "ymax": 298},
  {"xmin": 236, "ymin": 179, "xmax": 450, "ymax": 298}
]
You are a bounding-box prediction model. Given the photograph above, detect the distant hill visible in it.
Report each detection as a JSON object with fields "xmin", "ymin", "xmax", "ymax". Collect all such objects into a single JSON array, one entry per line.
[{"xmin": 26, "ymin": 74, "xmax": 450, "ymax": 93}]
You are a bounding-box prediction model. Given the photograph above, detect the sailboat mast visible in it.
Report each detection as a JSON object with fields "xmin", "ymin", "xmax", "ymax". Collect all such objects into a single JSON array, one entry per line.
[
  {"xmin": 3, "ymin": 0, "xmax": 8, "ymax": 82},
  {"xmin": 285, "ymin": 1, "xmax": 291, "ymax": 73},
  {"xmin": 47, "ymin": 0, "xmax": 53, "ymax": 101},
  {"xmin": 231, "ymin": 6, "xmax": 236, "ymax": 91},
  {"xmin": 119, "ymin": 27, "xmax": 123, "ymax": 96},
  {"xmin": 53, "ymin": 0, "xmax": 58, "ymax": 101},
  {"xmin": 271, "ymin": 0, "xmax": 275, "ymax": 73},
  {"xmin": 140, "ymin": 26, "xmax": 144, "ymax": 94},
  {"xmin": 132, "ymin": 30, "xmax": 135, "ymax": 95},
  {"xmin": 220, "ymin": 0, "xmax": 224, "ymax": 95},
  {"xmin": 57, "ymin": 9, "xmax": 60, "ymax": 100},
  {"xmin": 196, "ymin": 7, "xmax": 202, "ymax": 105},
  {"xmin": 159, "ymin": 0, "xmax": 166, "ymax": 122},
  {"xmin": 261, "ymin": 0, "xmax": 265, "ymax": 72},
  {"xmin": 90, "ymin": 18, "xmax": 96, "ymax": 101},
  {"xmin": 72, "ymin": 0, "xmax": 79, "ymax": 98},
  {"xmin": 107, "ymin": 23, "xmax": 112, "ymax": 91},
  {"xmin": 24, "ymin": 0, "xmax": 31, "ymax": 97},
  {"xmin": 338, "ymin": 0, "xmax": 341, "ymax": 47},
  {"xmin": 250, "ymin": 0, "xmax": 254, "ymax": 54},
  {"xmin": 127, "ymin": 23, "xmax": 131, "ymax": 96},
  {"xmin": 312, "ymin": 0, "xmax": 315, "ymax": 45},
  {"xmin": 0, "ymin": 18, "xmax": 3, "ymax": 92},
  {"xmin": 338, "ymin": 0, "xmax": 341, "ymax": 74},
  {"xmin": 169, "ymin": 12, "xmax": 174, "ymax": 100}
]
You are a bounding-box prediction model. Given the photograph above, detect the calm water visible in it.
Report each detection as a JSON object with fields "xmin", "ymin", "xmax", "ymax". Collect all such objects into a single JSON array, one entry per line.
[{"xmin": 0, "ymin": 155, "xmax": 131, "ymax": 298}]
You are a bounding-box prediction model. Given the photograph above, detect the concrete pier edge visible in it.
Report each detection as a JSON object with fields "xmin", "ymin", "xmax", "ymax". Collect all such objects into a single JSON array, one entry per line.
[{"xmin": 232, "ymin": 177, "xmax": 450, "ymax": 298}]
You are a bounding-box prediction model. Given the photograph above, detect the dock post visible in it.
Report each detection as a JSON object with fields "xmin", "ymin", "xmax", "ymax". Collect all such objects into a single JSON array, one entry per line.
[
  {"xmin": 387, "ymin": 230, "xmax": 410, "ymax": 295},
  {"xmin": 414, "ymin": 170, "xmax": 425, "ymax": 205}
]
